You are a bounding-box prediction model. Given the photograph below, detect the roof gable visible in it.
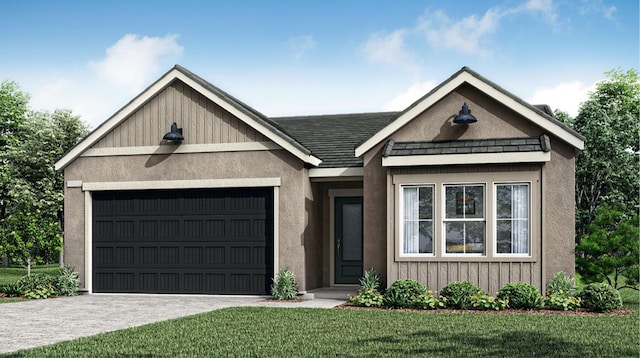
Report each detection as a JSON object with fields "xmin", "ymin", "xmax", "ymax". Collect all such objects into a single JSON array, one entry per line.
[
  {"xmin": 355, "ymin": 67, "xmax": 584, "ymax": 157},
  {"xmin": 55, "ymin": 65, "xmax": 321, "ymax": 171}
]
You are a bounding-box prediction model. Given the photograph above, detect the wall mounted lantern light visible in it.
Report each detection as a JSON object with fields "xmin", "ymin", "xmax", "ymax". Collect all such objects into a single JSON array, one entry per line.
[
  {"xmin": 162, "ymin": 122, "xmax": 184, "ymax": 142},
  {"xmin": 452, "ymin": 103, "xmax": 477, "ymax": 124}
]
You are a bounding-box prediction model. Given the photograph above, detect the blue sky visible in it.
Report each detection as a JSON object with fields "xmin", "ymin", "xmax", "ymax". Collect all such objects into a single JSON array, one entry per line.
[{"xmin": 1, "ymin": 0, "xmax": 637, "ymax": 128}]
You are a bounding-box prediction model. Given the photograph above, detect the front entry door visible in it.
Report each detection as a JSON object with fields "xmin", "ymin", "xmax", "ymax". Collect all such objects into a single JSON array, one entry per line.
[{"xmin": 334, "ymin": 197, "xmax": 363, "ymax": 284}]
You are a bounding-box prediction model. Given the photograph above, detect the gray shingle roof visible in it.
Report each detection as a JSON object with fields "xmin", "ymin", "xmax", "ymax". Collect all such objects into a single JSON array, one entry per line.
[
  {"xmin": 272, "ymin": 112, "xmax": 398, "ymax": 168},
  {"xmin": 383, "ymin": 135, "xmax": 550, "ymax": 157}
]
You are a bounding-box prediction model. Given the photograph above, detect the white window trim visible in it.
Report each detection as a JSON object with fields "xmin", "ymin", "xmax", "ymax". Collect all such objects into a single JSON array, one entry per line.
[
  {"xmin": 399, "ymin": 184, "xmax": 436, "ymax": 257},
  {"xmin": 493, "ymin": 181, "xmax": 532, "ymax": 257},
  {"xmin": 441, "ymin": 183, "xmax": 487, "ymax": 258}
]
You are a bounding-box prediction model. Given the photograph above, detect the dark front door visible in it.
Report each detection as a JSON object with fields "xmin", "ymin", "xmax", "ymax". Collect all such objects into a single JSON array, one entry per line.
[
  {"xmin": 92, "ymin": 188, "xmax": 273, "ymax": 295},
  {"xmin": 334, "ymin": 197, "xmax": 363, "ymax": 284}
]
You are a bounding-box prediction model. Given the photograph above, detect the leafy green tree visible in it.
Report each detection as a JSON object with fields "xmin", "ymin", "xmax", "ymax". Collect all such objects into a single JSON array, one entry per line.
[
  {"xmin": 0, "ymin": 80, "xmax": 89, "ymax": 268},
  {"xmin": 573, "ymin": 68, "xmax": 640, "ymax": 244},
  {"xmin": 576, "ymin": 205, "xmax": 639, "ymax": 290},
  {"xmin": 0, "ymin": 81, "xmax": 29, "ymax": 222},
  {"xmin": 1, "ymin": 205, "xmax": 62, "ymax": 275}
]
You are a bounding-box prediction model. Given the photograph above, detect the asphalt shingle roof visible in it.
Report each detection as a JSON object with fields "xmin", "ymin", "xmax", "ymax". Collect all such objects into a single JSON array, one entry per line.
[
  {"xmin": 383, "ymin": 135, "xmax": 551, "ymax": 157},
  {"xmin": 272, "ymin": 112, "xmax": 398, "ymax": 168}
]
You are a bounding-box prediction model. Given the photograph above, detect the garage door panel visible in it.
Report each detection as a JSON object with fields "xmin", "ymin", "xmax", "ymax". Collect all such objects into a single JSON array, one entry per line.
[{"xmin": 92, "ymin": 188, "xmax": 273, "ymax": 294}]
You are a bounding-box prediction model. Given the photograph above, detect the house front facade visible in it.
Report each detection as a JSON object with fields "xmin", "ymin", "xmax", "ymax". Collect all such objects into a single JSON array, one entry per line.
[{"xmin": 55, "ymin": 65, "xmax": 584, "ymax": 295}]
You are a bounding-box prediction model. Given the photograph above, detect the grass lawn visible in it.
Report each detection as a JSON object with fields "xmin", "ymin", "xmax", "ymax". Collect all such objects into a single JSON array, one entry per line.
[
  {"xmin": 4, "ymin": 301, "xmax": 638, "ymax": 357},
  {"xmin": 0, "ymin": 265, "xmax": 61, "ymax": 286},
  {"xmin": 0, "ymin": 265, "xmax": 62, "ymax": 304}
]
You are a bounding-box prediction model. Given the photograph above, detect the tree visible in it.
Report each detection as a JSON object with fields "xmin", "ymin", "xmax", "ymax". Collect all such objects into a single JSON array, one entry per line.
[
  {"xmin": 573, "ymin": 68, "xmax": 640, "ymax": 244},
  {"xmin": 576, "ymin": 205, "xmax": 639, "ymax": 290},
  {"xmin": 0, "ymin": 81, "xmax": 89, "ymax": 268},
  {"xmin": 1, "ymin": 205, "xmax": 62, "ymax": 275},
  {"xmin": 0, "ymin": 81, "xmax": 29, "ymax": 223}
]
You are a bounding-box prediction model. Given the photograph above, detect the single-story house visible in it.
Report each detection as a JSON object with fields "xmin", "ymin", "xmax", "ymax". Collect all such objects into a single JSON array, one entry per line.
[{"xmin": 55, "ymin": 65, "xmax": 584, "ymax": 295}]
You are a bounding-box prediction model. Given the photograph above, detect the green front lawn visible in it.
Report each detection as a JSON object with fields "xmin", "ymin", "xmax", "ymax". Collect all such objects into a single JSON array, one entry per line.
[
  {"xmin": 0, "ymin": 265, "xmax": 61, "ymax": 286},
  {"xmin": 5, "ymin": 304, "xmax": 639, "ymax": 357}
]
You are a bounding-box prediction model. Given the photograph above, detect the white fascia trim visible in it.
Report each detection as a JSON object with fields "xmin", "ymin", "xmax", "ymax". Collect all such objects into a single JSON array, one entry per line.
[
  {"xmin": 355, "ymin": 71, "xmax": 584, "ymax": 157},
  {"xmin": 382, "ymin": 151, "xmax": 551, "ymax": 167},
  {"xmin": 82, "ymin": 178, "xmax": 281, "ymax": 191},
  {"xmin": 173, "ymin": 72, "xmax": 322, "ymax": 166},
  {"xmin": 308, "ymin": 167, "xmax": 364, "ymax": 178},
  {"xmin": 82, "ymin": 141, "xmax": 280, "ymax": 157},
  {"xmin": 55, "ymin": 68, "xmax": 322, "ymax": 171}
]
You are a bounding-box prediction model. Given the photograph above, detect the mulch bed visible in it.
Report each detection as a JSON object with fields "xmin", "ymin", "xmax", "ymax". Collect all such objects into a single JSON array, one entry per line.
[{"xmin": 336, "ymin": 302, "xmax": 634, "ymax": 316}]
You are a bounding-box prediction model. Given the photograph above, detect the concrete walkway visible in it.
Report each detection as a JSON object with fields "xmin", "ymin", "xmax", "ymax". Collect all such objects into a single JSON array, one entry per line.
[{"xmin": 0, "ymin": 294, "xmax": 345, "ymax": 355}]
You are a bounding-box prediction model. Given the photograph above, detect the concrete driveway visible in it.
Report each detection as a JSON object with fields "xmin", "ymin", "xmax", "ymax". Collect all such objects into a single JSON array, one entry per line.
[{"xmin": 0, "ymin": 294, "xmax": 344, "ymax": 354}]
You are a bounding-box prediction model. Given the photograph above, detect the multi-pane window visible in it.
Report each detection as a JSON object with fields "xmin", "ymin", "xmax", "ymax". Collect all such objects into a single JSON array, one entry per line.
[
  {"xmin": 401, "ymin": 186, "xmax": 433, "ymax": 254},
  {"xmin": 444, "ymin": 185, "xmax": 485, "ymax": 254},
  {"xmin": 496, "ymin": 183, "xmax": 530, "ymax": 254}
]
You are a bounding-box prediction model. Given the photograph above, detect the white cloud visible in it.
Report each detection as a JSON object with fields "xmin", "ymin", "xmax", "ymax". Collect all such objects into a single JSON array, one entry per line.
[
  {"xmin": 519, "ymin": 0, "xmax": 558, "ymax": 23},
  {"xmin": 289, "ymin": 35, "xmax": 316, "ymax": 60},
  {"xmin": 527, "ymin": 80, "xmax": 595, "ymax": 117},
  {"xmin": 580, "ymin": 0, "xmax": 617, "ymax": 21},
  {"xmin": 416, "ymin": 8, "xmax": 501, "ymax": 56},
  {"xmin": 89, "ymin": 34, "xmax": 183, "ymax": 93},
  {"xmin": 362, "ymin": 29, "xmax": 418, "ymax": 71},
  {"xmin": 27, "ymin": 34, "xmax": 184, "ymax": 128},
  {"xmin": 383, "ymin": 80, "xmax": 437, "ymax": 111}
]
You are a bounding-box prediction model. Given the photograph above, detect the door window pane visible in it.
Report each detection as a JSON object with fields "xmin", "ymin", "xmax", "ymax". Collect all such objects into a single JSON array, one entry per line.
[{"xmin": 342, "ymin": 203, "xmax": 362, "ymax": 261}]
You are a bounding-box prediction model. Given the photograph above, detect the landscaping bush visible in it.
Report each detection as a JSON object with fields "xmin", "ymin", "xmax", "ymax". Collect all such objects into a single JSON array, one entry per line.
[
  {"xmin": 358, "ymin": 268, "xmax": 382, "ymax": 292},
  {"xmin": 579, "ymin": 282, "xmax": 622, "ymax": 313},
  {"xmin": 469, "ymin": 291, "xmax": 508, "ymax": 311},
  {"xmin": 270, "ymin": 268, "xmax": 298, "ymax": 300},
  {"xmin": 15, "ymin": 273, "xmax": 55, "ymax": 293},
  {"xmin": 55, "ymin": 266, "xmax": 80, "ymax": 296},
  {"xmin": 349, "ymin": 288, "xmax": 384, "ymax": 307},
  {"xmin": 547, "ymin": 271, "xmax": 576, "ymax": 295},
  {"xmin": 497, "ymin": 282, "xmax": 544, "ymax": 310},
  {"xmin": 0, "ymin": 282, "xmax": 22, "ymax": 297},
  {"xmin": 545, "ymin": 291, "xmax": 581, "ymax": 311},
  {"xmin": 439, "ymin": 281, "xmax": 482, "ymax": 309},
  {"xmin": 383, "ymin": 279, "xmax": 428, "ymax": 308},
  {"xmin": 411, "ymin": 290, "xmax": 446, "ymax": 310}
]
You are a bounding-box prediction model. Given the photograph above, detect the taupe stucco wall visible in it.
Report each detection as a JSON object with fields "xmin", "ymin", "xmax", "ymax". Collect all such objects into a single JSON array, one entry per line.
[{"xmin": 63, "ymin": 149, "xmax": 311, "ymax": 291}]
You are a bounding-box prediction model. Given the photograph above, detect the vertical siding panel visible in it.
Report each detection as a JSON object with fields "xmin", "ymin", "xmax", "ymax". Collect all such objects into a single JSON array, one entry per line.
[
  {"xmin": 222, "ymin": 111, "xmax": 230, "ymax": 143},
  {"xmin": 501, "ymin": 262, "xmax": 510, "ymax": 288},
  {"xmin": 196, "ymin": 94, "xmax": 205, "ymax": 144},
  {"xmin": 128, "ymin": 111, "xmax": 136, "ymax": 146},
  {"xmin": 174, "ymin": 83, "xmax": 183, "ymax": 136},
  {"xmin": 478, "ymin": 262, "xmax": 489, "ymax": 293},
  {"xmin": 204, "ymin": 100, "xmax": 213, "ymax": 143},
  {"xmin": 427, "ymin": 262, "xmax": 438, "ymax": 291},
  {"xmin": 157, "ymin": 88, "xmax": 166, "ymax": 146},
  {"xmin": 213, "ymin": 105, "xmax": 222, "ymax": 143},
  {"xmin": 449, "ymin": 262, "xmax": 458, "ymax": 283},
  {"xmin": 438, "ymin": 262, "xmax": 447, "ymax": 291}
]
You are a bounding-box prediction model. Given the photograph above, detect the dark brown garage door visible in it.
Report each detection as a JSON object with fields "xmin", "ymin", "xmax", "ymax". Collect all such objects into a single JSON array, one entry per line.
[{"xmin": 92, "ymin": 188, "xmax": 273, "ymax": 294}]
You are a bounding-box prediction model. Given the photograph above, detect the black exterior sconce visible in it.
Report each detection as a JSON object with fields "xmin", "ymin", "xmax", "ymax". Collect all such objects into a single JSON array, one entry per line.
[
  {"xmin": 162, "ymin": 122, "xmax": 184, "ymax": 142},
  {"xmin": 453, "ymin": 103, "xmax": 477, "ymax": 124}
]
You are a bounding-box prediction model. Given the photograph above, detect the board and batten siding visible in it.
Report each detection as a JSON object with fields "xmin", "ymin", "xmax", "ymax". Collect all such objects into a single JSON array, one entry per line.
[
  {"xmin": 387, "ymin": 164, "xmax": 543, "ymax": 293},
  {"xmin": 92, "ymin": 80, "xmax": 268, "ymax": 148}
]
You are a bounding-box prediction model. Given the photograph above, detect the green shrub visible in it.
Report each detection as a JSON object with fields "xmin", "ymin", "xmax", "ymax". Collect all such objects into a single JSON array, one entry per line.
[
  {"xmin": 349, "ymin": 288, "xmax": 384, "ymax": 307},
  {"xmin": 545, "ymin": 291, "xmax": 581, "ymax": 311},
  {"xmin": 0, "ymin": 282, "xmax": 22, "ymax": 297},
  {"xmin": 270, "ymin": 268, "xmax": 298, "ymax": 300},
  {"xmin": 439, "ymin": 281, "xmax": 482, "ymax": 309},
  {"xmin": 24, "ymin": 284, "xmax": 54, "ymax": 299},
  {"xmin": 579, "ymin": 283, "xmax": 622, "ymax": 312},
  {"xmin": 15, "ymin": 273, "xmax": 55, "ymax": 294},
  {"xmin": 358, "ymin": 268, "xmax": 382, "ymax": 292},
  {"xmin": 55, "ymin": 266, "xmax": 80, "ymax": 296},
  {"xmin": 411, "ymin": 290, "xmax": 446, "ymax": 310},
  {"xmin": 383, "ymin": 280, "xmax": 428, "ymax": 308},
  {"xmin": 547, "ymin": 271, "xmax": 575, "ymax": 295},
  {"xmin": 497, "ymin": 282, "xmax": 544, "ymax": 310},
  {"xmin": 470, "ymin": 291, "xmax": 508, "ymax": 311}
]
